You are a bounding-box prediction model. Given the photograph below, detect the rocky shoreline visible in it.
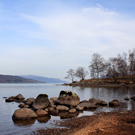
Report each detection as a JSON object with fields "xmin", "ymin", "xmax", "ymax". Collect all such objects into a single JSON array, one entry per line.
[
  {"xmin": 31, "ymin": 110, "xmax": 135, "ymax": 135},
  {"xmin": 4, "ymin": 90, "xmax": 135, "ymax": 134},
  {"xmin": 4, "ymin": 90, "xmax": 126, "ymax": 121}
]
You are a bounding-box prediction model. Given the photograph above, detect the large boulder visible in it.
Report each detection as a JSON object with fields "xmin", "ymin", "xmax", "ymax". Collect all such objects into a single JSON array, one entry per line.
[
  {"xmin": 56, "ymin": 91, "xmax": 80, "ymax": 106},
  {"xmin": 12, "ymin": 108, "xmax": 37, "ymax": 120},
  {"xmin": 32, "ymin": 94, "xmax": 50, "ymax": 110}
]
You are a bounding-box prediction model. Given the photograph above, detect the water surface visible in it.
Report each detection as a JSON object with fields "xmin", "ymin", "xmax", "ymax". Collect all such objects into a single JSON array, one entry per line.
[{"xmin": 0, "ymin": 83, "xmax": 135, "ymax": 135}]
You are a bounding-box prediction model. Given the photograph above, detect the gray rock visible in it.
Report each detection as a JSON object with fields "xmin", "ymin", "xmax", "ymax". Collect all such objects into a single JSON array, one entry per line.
[
  {"xmin": 12, "ymin": 108, "xmax": 37, "ymax": 120},
  {"xmin": 56, "ymin": 90, "xmax": 80, "ymax": 106},
  {"xmin": 32, "ymin": 94, "xmax": 50, "ymax": 110}
]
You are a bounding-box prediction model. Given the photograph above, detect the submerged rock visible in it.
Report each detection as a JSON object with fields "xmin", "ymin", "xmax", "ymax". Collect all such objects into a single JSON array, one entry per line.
[
  {"xmin": 32, "ymin": 94, "xmax": 50, "ymax": 110},
  {"xmin": 56, "ymin": 90, "xmax": 80, "ymax": 106}
]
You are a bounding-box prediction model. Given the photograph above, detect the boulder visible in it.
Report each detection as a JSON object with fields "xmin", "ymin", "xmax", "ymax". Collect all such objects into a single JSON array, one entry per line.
[
  {"xmin": 69, "ymin": 109, "xmax": 76, "ymax": 113},
  {"xmin": 18, "ymin": 103, "xmax": 25, "ymax": 108},
  {"xmin": 24, "ymin": 105, "xmax": 29, "ymax": 108},
  {"xmin": 16, "ymin": 94, "xmax": 25, "ymax": 100},
  {"xmin": 124, "ymin": 97, "xmax": 129, "ymax": 100},
  {"xmin": 77, "ymin": 102, "xmax": 97, "ymax": 110},
  {"xmin": 35, "ymin": 110, "xmax": 48, "ymax": 117},
  {"xmin": 56, "ymin": 105, "xmax": 69, "ymax": 111},
  {"xmin": 6, "ymin": 98, "xmax": 16, "ymax": 102},
  {"xmin": 32, "ymin": 94, "xmax": 50, "ymax": 110},
  {"xmin": 130, "ymin": 96, "xmax": 135, "ymax": 100},
  {"xmin": 49, "ymin": 109, "xmax": 59, "ymax": 116},
  {"xmin": 12, "ymin": 108, "xmax": 37, "ymax": 120},
  {"xmin": 89, "ymin": 98, "xmax": 97, "ymax": 104},
  {"xmin": 56, "ymin": 90, "xmax": 80, "ymax": 106},
  {"xmin": 76, "ymin": 106, "xmax": 83, "ymax": 111},
  {"xmin": 109, "ymin": 99, "xmax": 119, "ymax": 107},
  {"xmin": 50, "ymin": 97, "xmax": 58, "ymax": 103},
  {"xmin": 100, "ymin": 101, "xmax": 107, "ymax": 106},
  {"xmin": 49, "ymin": 100, "xmax": 56, "ymax": 107},
  {"xmin": 25, "ymin": 98, "xmax": 35, "ymax": 105}
]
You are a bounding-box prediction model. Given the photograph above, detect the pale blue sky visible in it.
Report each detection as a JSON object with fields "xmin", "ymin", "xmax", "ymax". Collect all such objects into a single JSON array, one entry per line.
[{"xmin": 0, "ymin": 0, "xmax": 135, "ymax": 80}]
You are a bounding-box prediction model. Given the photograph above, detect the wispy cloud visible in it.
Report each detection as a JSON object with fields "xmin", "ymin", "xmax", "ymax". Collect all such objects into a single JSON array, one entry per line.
[{"xmin": 0, "ymin": 2, "xmax": 135, "ymax": 80}]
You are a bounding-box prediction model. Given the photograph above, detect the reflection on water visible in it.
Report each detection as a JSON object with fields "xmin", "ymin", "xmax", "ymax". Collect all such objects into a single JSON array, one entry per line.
[
  {"xmin": 0, "ymin": 83, "xmax": 135, "ymax": 135},
  {"xmin": 13, "ymin": 118, "xmax": 36, "ymax": 127},
  {"xmin": 37, "ymin": 115, "xmax": 51, "ymax": 123}
]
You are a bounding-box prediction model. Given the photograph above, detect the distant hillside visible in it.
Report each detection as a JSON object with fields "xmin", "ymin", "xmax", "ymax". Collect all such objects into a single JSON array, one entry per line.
[
  {"xmin": 19, "ymin": 75, "xmax": 68, "ymax": 83},
  {"xmin": 0, "ymin": 74, "xmax": 42, "ymax": 83}
]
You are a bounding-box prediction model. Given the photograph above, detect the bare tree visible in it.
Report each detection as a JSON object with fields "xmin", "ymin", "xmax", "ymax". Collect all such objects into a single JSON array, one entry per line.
[
  {"xmin": 106, "ymin": 58, "xmax": 119, "ymax": 82},
  {"xmin": 75, "ymin": 67, "xmax": 88, "ymax": 81},
  {"xmin": 65, "ymin": 69, "xmax": 75, "ymax": 83},
  {"xmin": 117, "ymin": 52, "xmax": 129, "ymax": 79},
  {"xmin": 89, "ymin": 53, "xmax": 105, "ymax": 79},
  {"xmin": 128, "ymin": 49, "xmax": 135, "ymax": 80}
]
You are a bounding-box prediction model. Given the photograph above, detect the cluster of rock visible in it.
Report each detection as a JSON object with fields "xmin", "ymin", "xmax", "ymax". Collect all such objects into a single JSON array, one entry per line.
[{"xmin": 5, "ymin": 90, "xmax": 120, "ymax": 120}]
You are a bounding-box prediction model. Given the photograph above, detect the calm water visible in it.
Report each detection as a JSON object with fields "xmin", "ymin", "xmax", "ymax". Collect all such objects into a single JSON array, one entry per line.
[{"xmin": 0, "ymin": 83, "xmax": 135, "ymax": 135}]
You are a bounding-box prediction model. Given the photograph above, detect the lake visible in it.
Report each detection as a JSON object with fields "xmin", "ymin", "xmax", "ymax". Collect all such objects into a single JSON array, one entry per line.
[{"xmin": 0, "ymin": 83, "xmax": 135, "ymax": 135}]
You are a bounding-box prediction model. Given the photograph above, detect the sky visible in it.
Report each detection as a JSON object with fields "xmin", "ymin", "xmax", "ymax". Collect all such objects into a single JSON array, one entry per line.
[{"xmin": 0, "ymin": 0, "xmax": 135, "ymax": 81}]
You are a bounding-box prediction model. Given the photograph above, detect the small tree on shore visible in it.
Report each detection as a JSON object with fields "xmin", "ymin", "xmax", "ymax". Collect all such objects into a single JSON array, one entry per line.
[
  {"xmin": 75, "ymin": 67, "xmax": 88, "ymax": 81},
  {"xmin": 65, "ymin": 69, "xmax": 75, "ymax": 83}
]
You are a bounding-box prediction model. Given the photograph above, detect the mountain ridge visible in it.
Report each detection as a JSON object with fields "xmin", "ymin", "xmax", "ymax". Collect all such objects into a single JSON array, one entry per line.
[{"xmin": 19, "ymin": 75, "xmax": 68, "ymax": 83}]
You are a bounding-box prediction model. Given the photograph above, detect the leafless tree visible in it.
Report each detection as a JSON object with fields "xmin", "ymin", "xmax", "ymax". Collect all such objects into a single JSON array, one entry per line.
[
  {"xmin": 75, "ymin": 67, "xmax": 88, "ymax": 81},
  {"xmin": 89, "ymin": 53, "xmax": 105, "ymax": 79},
  {"xmin": 65, "ymin": 69, "xmax": 75, "ymax": 83},
  {"xmin": 117, "ymin": 52, "xmax": 129, "ymax": 79},
  {"xmin": 106, "ymin": 58, "xmax": 119, "ymax": 82},
  {"xmin": 128, "ymin": 49, "xmax": 135, "ymax": 79}
]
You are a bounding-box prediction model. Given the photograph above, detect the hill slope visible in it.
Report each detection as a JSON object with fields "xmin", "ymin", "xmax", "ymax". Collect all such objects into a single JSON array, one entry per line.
[
  {"xmin": 0, "ymin": 74, "xmax": 42, "ymax": 83},
  {"xmin": 19, "ymin": 75, "xmax": 68, "ymax": 83}
]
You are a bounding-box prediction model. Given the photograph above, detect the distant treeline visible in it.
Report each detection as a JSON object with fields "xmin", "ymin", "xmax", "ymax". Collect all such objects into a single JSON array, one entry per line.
[{"xmin": 65, "ymin": 48, "xmax": 135, "ymax": 83}]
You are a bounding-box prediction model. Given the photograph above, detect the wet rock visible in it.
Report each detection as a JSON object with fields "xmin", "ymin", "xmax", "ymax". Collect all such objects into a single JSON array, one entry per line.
[
  {"xmin": 56, "ymin": 90, "xmax": 80, "ymax": 106},
  {"xmin": 35, "ymin": 109, "xmax": 48, "ymax": 117},
  {"xmin": 50, "ymin": 97, "xmax": 58, "ymax": 104},
  {"xmin": 12, "ymin": 108, "xmax": 37, "ymax": 120},
  {"xmin": 49, "ymin": 109, "xmax": 59, "ymax": 116},
  {"xmin": 100, "ymin": 101, "xmax": 107, "ymax": 106},
  {"xmin": 24, "ymin": 105, "xmax": 29, "ymax": 108},
  {"xmin": 124, "ymin": 97, "xmax": 129, "ymax": 100},
  {"xmin": 18, "ymin": 103, "xmax": 25, "ymax": 108},
  {"xmin": 76, "ymin": 106, "xmax": 83, "ymax": 111},
  {"xmin": 25, "ymin": 98, "xmax": 35, "ymax": 106},
  {"xmin": 6, "ymin": 98, "xmax": 16, "ymax": 102},
  {"xmin": 89, "ymin": 98, "xmax": 97, "ymax": 104},
  {"xmin": 56, "ymin": 105, "xmax": 69, "ymax": 111},
  {"xmin": 37, "ymin": 115, "xmax": 51, "ymax": 123},
  {"xmin": 109, "ymin": 99, "xmax": 119, "ymax": 107},
  {"xmin": 77, "ymin": 102, "xmax": 97, "ymax": 110},
  {"xmin": 32, "ymin": 94, "xmax": 50, "ymax": 110},
  {"xmin": 15, "ymin": 94, "xmax": 25, "ymax": 100},
  {"xmin": 130, "ymin": 96, "xmax": 135, "ymax": 100},
  {"xmin": 69, "ymin": 109, "xmax": 76, "ymax": 113}
]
